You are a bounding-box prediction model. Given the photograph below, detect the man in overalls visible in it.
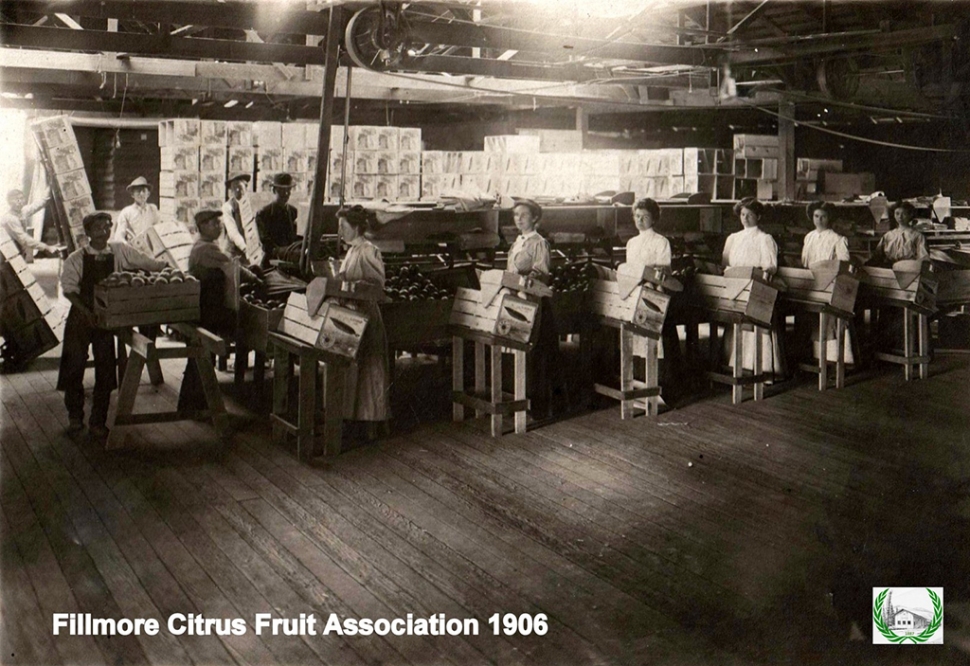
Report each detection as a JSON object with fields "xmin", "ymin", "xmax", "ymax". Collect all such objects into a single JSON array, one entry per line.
[{"xmin": 57, "ymin": 212, "xmax": 166, "ymax": 438}]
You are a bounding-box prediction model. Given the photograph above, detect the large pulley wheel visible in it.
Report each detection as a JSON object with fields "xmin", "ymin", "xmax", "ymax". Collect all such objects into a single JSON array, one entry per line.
[
  {"xmin": 345, "ymin": 6, "xmax": 409, "ymax": 70},
  {"xmin": 817, "ymin": 57, "xmax": 860, "ymax": 100}
]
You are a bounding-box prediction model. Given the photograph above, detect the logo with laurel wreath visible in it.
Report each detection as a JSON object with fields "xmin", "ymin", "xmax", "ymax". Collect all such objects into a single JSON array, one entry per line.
[{"xmin": 872, "ymin": 587, "xmax": 943, "ymax": 644}]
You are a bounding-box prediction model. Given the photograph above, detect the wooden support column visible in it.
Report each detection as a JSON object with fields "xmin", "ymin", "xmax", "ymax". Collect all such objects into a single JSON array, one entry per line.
[
  {"xmin": 777, "ymin": 101, "xmax": 796, "ymax": 200},
  {"xmin": 303, "ymin": 5, "xmax": 342, "ymax": 275}
]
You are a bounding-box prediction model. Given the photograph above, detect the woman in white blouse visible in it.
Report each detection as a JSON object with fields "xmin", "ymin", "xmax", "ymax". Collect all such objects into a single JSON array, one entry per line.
[
  {"xmin": 625, "ymin": 198, "xmax": 671, "ymax": 269},
  {"xmin": 722, "ymin": 197, "xmax": 778, "ymax": 272},
  {"xmin": 720, "ymin": 197, "xmax": 784, "ymax": 378},
  {"xmin": 802, "ymin": 201, "xmax": 850, "ymax": 267},
  {"xmin": 800, "ymin": 201, "xmax": 854, "ymax": 364}
]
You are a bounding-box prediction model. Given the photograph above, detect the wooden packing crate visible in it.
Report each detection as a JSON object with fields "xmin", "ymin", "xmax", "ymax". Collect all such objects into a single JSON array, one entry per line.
[
  {"xmin": 0, "ymin": 254, "xmax": 36, "ymax": 298},
  {"xmin": 278, "ymin": 292, "xmax": 369, "ymax": 359},
  {"xmin": 237, "ymin": 299, "xmax": 285, "ymax": 353},
  {"xmin": 859, "ymin": 264, "xmax": 938, "ymax": 314},
  {"xmin": 589, "ymin": 280, "xmax": 671, "ymax": 338},
  {"xmin": 0, "ymin": 289, "xmax": 45, "ymax": 336},
  {"xmin": 450, "ymin": 287, "xmax": 539, "ymax": 345},
  {"xmin": 381, "ymin": 299, "xmax": 454, "ymax": 349},
  {"xmin": 936, "ymin": 269, "xmax": 970, "ymax": 308},
  {"xmin": 94, "ymin": 280, "xmax": 200, "ymax": 328},
  {"xmin": 136, "ymin": 221, "xmax": 195, "ymax": 271},
  {"xmin": 688, "ymin": 274, "xmax": 778, "ymax": 327},
  {"xmin": 776, "ymin": 260, "xmax": 859, "ymax": 316},
  {"xmin": 0, "ymin": 317, "xmax": 59, "ymax": 367}
]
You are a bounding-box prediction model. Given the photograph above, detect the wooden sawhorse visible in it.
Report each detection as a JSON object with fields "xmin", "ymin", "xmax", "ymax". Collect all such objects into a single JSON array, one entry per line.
[
  {"xmin": 452, "ymin": 330, "xmax": 530, "ymax": 437},
  {"xmin": 706, "ymin": 312, "xmax": 768, "ymax": 405},
  {"xmin": 107, "ymin": 323, "xmax": 228, "ymax": 448},
  {"xmin": 873, "ymin": 306, "xmax": 931, "ymax": 381},
  {"xmin": 794, "ymin": 305, "xmax": 851, "ymax": 390},
  {"xmin": 267, "ymin": 331, "xmax": 347, "ymax": 460},
  {"xmin": 594, "ymin": 318, "xmax": 661, "ymax": 418}
]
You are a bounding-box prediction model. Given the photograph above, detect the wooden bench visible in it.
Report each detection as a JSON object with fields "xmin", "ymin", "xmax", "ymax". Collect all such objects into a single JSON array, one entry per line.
[{"xmin": 107, "ymin": 322, "xmax": 228, "ymax": 449}]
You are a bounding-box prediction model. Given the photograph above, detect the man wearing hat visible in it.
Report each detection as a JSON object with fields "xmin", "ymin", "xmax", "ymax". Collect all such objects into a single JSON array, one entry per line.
[
  {"xmin": 2, "ymin": 187, "xmax": 55, "ymax": 261},
  {"xmin": 58, "ymin": 211, "xmax": 166, "ymax": 438},
  {"xmin": 220, "ymin": 172, "xmax": 254, "ymax": 260},
  {"xmin": 255, "ymin": 172, "xmax": 300, "ymax": 262},
  {"xmin": 112, "ymin": 176, "xmax": 160, "ymax": 243}
]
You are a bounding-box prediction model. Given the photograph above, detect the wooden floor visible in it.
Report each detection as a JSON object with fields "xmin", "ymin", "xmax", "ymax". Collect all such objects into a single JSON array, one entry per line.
[{"xmin": 2, "ymin": 340, "xmax": 970, "ymax": 665}]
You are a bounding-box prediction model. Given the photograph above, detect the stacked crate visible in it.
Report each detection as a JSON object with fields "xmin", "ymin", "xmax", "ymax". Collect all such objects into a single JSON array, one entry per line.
[
  {"xmin": 532, "ymin": 153, "xmax": 583, "ymax": 199},
  {"xmin": 421, "ymin": 151, "xmax": 462, "ymax": 200},
  {"xmin": 30, "ymin": 116, "xmax": 95, "ymax": 247},
  {"xmin": 326, "ymin": 126, "xmax": 422, "ymax": 202},
  {"xmin": 796, "ymin": 158, "xmax": 842, "ymax": 199},
  {"xmin": 198, "ymin": 120, "xmax": 228, "ymax": 215},
  {"xmin": 158, "ymin": 119, "xmax": 202, "ymax": 228},
  {"xmin": 684, "ymin": 148, "xmax": 735, "ymax": 200},
  {"xmin": 0, "ymin": 229, "xmax": 60, "ymax": 366},
  {"xmin": 624, "ymin": 149, "xmax": 686, "ymax": 200},
  {"xmin": 483, "ymin": 135, "xmax": 541, "ymax": 199},
  {"xmin": 733, "ymin": 135, "xmax": 779, "ymax": 200},
  {"xmin": 281, "ymin": 123, "xmax": 311, "ymax": 203},
  {"xmin": 254, "ymin": 121, "xmax": 284, "ymax": 200}
]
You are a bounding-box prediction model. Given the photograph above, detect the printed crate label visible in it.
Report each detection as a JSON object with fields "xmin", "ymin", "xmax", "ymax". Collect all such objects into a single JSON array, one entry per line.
[{"xmin": 55, "ymin": 169, "xmax": 92, "ymax": 200}]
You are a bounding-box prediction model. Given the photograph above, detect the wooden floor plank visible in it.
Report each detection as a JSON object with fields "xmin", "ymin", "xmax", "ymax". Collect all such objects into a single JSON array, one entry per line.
[
  {"xmin": 0, "ymin": 408, "xmax": 153, "ymax": 666},
  {"xmin": 221, "ymin": 440, "xmax": 504, "ymax": 666},
  {"xmin": 0, "ymin": 507, "xmax": 64, "ymax": 666}
]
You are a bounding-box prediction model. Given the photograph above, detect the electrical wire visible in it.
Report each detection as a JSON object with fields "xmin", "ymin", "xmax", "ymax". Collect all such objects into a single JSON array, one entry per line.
[
  {"xmin": 761, "ymin": 87, "xmax": 949, "ymax": 120},
  {"xmin": 739, "ymin": 98, "xmax": 970, "ymax": 153}
]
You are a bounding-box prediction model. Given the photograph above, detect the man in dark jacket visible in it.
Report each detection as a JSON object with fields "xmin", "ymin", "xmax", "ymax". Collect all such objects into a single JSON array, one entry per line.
[{"xmin": 255, "ymin": 172, "xmax": 300, "ymax": 264}]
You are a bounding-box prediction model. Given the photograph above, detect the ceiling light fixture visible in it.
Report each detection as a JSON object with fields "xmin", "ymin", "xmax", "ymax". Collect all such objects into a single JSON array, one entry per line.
[{"xmin": 224, "ymin": 100, "xmax": 238, "ymax": 108}]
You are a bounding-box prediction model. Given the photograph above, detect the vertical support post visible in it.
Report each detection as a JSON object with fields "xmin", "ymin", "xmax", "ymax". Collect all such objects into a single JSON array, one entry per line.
[
  {"xmin": 452, "ymin": 336, "xmax": 464, "ymax": 422},
  {"xmin": 732, "ymin": 322, "xmax": 743, "ymax": 404},
  {"xmin": 576, "ymin": 107, "xmax": 588, "ymax": 150},
  {"xmin": 619, "ymin": 327, "xmax": 634, "ymax": 419},
  {"xmin": 514, "ymin": 350, "xmax": 527, "ymax": 434},
  {"xmin": 272, "ymin": 342, "xmax": 289, "ymax": 441},
  {"xmin": 709, "ymin": 320, "xmax": 720, "ymax": 370},
  {"xmin": 303, "ymin": 5, "xmax": 343, "ymax": 275},
  {"xmin": 490, "ymin": 345, "xmax": 502, "ymax": 437},
  {"xmin": 322, "ymin": 362, "xmax": 344, "ymax": 457},
  {"xmin": 835, "ymin": 316, "xmax": 846, "ymax": 389},
  {"xmin": 297, "ymin": 351, "xmax": 317, "ymax": 460},
  {"xmin": 753, "ymin": 326, "xmax": 764, "ymax": 401},
  {"xmin": 474, "ymin": 341, "xmax": 486, "ymax": 418},
  {"xmin": 903, "ymin": 309, "xmax": 913, "ymax": 381},
  {"xmin": 777, "ymin": 101, "xmax": 796, "ymax": 201},
  {"xmin": 645, "ymin": 336, "xmax": 659, "ymax": 416},
  {"xmin": 918, "ymin": 312, "xmax": 930, "ymax": 380},
  {"xmin": 818, "ymin": 311, "xmax": 829, "ymax": 391}
]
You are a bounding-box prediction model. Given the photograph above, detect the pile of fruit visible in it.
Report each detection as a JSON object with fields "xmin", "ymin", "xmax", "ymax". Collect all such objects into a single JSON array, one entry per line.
[
  {"xmin": 98, "ymin": 268, "xmax": 197, "ymax": 287},
  {"xmin": 550, "ymin": 263, "xmax": 598, "ymax": 293},
  {"xmin": 239, "ymin": 286, "xmax": 288, "ymax": 311},
  {"xmin": 384, "ymin": 265, "xmax": 452, "ymax": 301}
]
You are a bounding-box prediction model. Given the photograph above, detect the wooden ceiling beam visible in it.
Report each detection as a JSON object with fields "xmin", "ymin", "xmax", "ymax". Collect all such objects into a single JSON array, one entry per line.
[{"xmin": 0, "ymin": 0, "xmax": 332, "ymax": 35}]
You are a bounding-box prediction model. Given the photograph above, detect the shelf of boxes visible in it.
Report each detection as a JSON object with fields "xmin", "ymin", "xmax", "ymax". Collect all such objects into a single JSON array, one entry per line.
[{"xmin": 324, "ymin": 125, "xmax": 423, "ymax": 203}]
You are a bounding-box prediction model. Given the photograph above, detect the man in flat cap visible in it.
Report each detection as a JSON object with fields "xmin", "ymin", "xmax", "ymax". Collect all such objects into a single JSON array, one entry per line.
[
  {"xmin": 255, "ymin": 172, "xmax": 301, "ymax": 264},
  {"xmin": 57, "ymin": 211, "xmax": 166, "ymax": 438},
  {"xmin": 220, "ymin": 172, "xmax": 254, "ymax": 260},
  {"xmin": 112, "ymin": 176, "xmax": 161, "ymax": 243},
  {"xmin": 2, "ymin": 187, "xmax": 55, "ymax": 262}
]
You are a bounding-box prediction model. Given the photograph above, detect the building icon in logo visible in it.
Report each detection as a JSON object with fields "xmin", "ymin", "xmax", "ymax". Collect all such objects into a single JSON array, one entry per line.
[{"xmin": 873, "ymin": 587, "xmax": 943, "ymax": 644}]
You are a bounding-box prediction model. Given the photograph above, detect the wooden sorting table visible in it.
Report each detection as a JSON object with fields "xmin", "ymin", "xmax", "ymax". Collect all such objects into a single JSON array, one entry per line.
[
  {"xmin": 858, "ymin": 263, "xmax": 938, "ymax": 381},
  {"xmin": 589, "ymin": 266, "xmax": 674, "ymax": 418},
  {"xmin": 107, "ymin": 322, "xmax": 229, "ymax": 448},
  {"xmin": 686, "ymin": 270, "xmax": 780, "ymax": 404},
  {"xmin": 267, "ymin": 331, "xmax": 347, "ymax": 460},
  {"xmin": 776, "ymin": 261, "xmax": 860, "ymax": 390}
]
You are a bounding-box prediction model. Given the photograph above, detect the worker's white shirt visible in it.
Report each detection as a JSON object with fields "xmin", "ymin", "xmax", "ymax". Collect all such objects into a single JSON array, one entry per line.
[
  {"xmin": 112, "ymin": 202, "xmax": 161, "ymax": 243},
  {"xmin": 801, "ymin": 228, "xmax": 850, "ymax": 267},
  {"xmin": 625, "ymin": 229, "xmax": 671, "ymax": 268},
  {"xmin": 722, "ymin": 226, "xmax": 778, "ymax": 271}
]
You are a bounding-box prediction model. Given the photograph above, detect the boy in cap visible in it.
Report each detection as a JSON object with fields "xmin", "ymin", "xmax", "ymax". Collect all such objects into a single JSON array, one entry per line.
[
  {"xmin": 112, "ymin": 176, "xmax": 161, "ymax": 243},
  {"xmin": 2, "ymin": 187, "xmax": 56, "ymax": 261},
  {"xmin": 58, "ymin": 211, "xmax": 167, "ymax": 438},
  {"xmin": 255, "ymin": 172, "xmax": 300, "ymax": 262},
  {"xmin": 220, "ymin": 172, "xmax": 253, "ymax": 260}
]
